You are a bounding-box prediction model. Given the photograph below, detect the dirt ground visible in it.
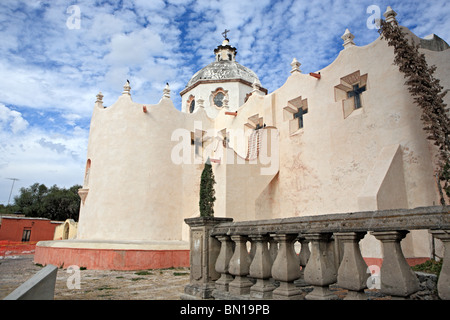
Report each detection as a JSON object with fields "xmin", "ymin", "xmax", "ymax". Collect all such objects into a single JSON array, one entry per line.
[
  {"xmin": 1, "ymin": 255, "xmax": 440, "ymax": 301},
  {"xmin": 0, "ymin": 255, "xmax": 190, "ymax": 300}
]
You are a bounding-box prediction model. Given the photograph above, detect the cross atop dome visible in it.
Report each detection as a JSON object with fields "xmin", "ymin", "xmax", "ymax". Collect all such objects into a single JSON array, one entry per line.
[
  {"xmin": 214, "ymin": 30, "xmax": 237, "ymax": 62},
  {"xmin": 222, "ymin": 29, "xmax": 230, "ymax": 40}
]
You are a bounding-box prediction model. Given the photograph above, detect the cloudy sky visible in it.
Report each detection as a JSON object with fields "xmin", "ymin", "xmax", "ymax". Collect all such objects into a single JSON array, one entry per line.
[{"xmin": 0, "ymin": 0, "xmax": 449, "ymax": 205}]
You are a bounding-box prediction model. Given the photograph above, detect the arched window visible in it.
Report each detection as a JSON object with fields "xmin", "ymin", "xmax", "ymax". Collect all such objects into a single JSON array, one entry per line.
[{"xmin": 187, "ymin": 95, "xmax": 195, "ymax": 113}]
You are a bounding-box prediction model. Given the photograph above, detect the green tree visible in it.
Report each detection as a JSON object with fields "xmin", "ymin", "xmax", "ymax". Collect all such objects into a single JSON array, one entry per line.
[
  {"xmin": 13, "ymin": 183, "xmax": 81, "ymax": 221},
  {"xmin": 0, "ymin": 204, "xmax": 20, "ymax": 215},
  {"xmin": 199, "ymin": 159, "xmax": 216, "ymax": 217},
  {"xmin": 42, "ymin": 185, "xmax": 81, "ymax": 221},
  {"xmin": 14, "ymin": 183, "xmax": 49, "ymax": 217}
]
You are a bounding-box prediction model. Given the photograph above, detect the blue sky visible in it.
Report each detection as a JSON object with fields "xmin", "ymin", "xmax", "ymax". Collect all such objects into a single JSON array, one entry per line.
[{"xmin": 0, "ymin": 0, "xmax": 449, "ymax": 205}]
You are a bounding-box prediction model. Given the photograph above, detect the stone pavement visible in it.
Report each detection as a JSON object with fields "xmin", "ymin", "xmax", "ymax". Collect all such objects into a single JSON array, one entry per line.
[
  {"xmin": 1, "ymin": 255, "xmax": 439, "ymax": 300},
  {"xmin": 0, "ymin": 255, "xmax": 190, "ymax": 300}
]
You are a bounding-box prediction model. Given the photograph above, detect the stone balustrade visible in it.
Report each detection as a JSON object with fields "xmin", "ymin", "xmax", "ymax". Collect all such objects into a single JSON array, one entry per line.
[{"xmin": 182, "ymin": 206, "xmax": 450, "ymax": 300}]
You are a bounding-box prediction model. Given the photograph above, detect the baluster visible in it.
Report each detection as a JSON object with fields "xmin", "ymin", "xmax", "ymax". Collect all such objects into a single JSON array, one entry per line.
[
  {"xmin": 249, "ymin": 239, "xmax": 257, "ymax": 260},
  {"xmin": 247, "ymin": 239, "xmax": 257, "ymax": 284},
  {"xmin": 228, "ymin": 235, "xmax": 253, "ymax": 295},
  {"xmin": 304, "ymin": 233, "xmax": 338, "ymax": 300},
  {"xmin": 371, "ymin": 230, "xmax": 419, "ymax": 298},
  {"xmin": 294, "ymin": 235, "xmax": 310, "ymax": 287},
  {"xmin": 269, "ymin": 235, "xmax": 278, "ymax": 264},
  {"xmin": 248, "ymin": 234, "xmax": 276, "ymax": 299},
  {"xmin": 271, "ymin": 233, "xmax": 302, "ymax": 300},
  {"xmin": 298, "ymin": 236, "xmax": 311, "ymax": 268},
  {"xmin": 334, "ymin": 232, "xmax": 369, "ymax": 300},
  {"xmin": 268, "ymin": 235, "xmax": 278, "ymax": 286},
  {"xmin": 214, "ymin": 235, "xmax": 234, "ymax": 293},
  {"xmin": 429, "ymin": 230, "xmax": 450, "ymax": 300}
]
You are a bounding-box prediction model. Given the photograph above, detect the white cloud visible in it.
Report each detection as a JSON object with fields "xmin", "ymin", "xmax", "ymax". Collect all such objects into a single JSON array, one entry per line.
[
  {"xmin": 0, "ymin": 119, "xmax": 88, "ymax": 204},
  {"xmin": 106, "ymin": 28, "xmax": 166, "ymax": 66},
  {"xmin": 10, "ymin": 114, "xmax": 29, "ymax": 134},
  {"xmin": 37, "ymin": 138, "xmax": 69, "ymax": 154},
  {"xmin": 62, "ymin": 113, "xmax": 82, "ymax": 126},
  {"xmin": 0, "ymin": 104, "xmax": 29, "ymax": 134},
  {"xmin": 134, "ymin": 0, "xmax": 166, "ymax": 12},
  {"xmin": 86, "ymin": 12, "xmax": 129, "ymax": 42}
]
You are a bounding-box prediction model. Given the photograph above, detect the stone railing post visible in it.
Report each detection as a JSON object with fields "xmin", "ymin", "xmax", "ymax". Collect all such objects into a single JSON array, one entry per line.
[
  {"xmin": 228, "ymin": 235, "xmax": 253, "ymax": 295},
  {"xmin": 304, "ymin": 233, "xmax": 338, "ymax": 300},
  {"xmin": 294, "ymin": 236, "xmax": 310, "ymax": 287},
  {"xmin": 334, "ymin": 232, "xmax": 369, "ymax": 300},
  {"xmin": 268, "ymin": 235, "xmax": 278, "ymax": 264},
  {"xmin": 249, "ymin": 234, "xmax": 276, "ymax": 299},
  {"xmin": 371, "ymin": 230, "xmax": 419, "ymax": 298},
  {"xmin": 214, "ymin": 235, "xmax": 235, "ymax": 293},
  {"xmin": 271, "ymin": 233, "xmax": 302, "ymax": 299},
  {"xmin": 298, "ymin": 236, "xmax": 311, "ymax": 268},
  {"xmin": 268, "ymin": 235, "xmax": 278, "ymax": 286},
  {"xmin": 182, "ymin": 217, "xmax": 233, "ymax": 300},
  {"xmin": 429, "ymin": 230, "xmax": 450, "ymax": 300},
  {"xmin": 249, "ymin": 239, "xmax": 257, "ymax": 260},
  {"xmin": 247, "ymin": 239, "xmax": 257, "ymax": 284}
]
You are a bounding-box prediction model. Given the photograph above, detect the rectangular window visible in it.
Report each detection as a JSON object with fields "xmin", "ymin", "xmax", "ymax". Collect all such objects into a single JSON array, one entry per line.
[{"xmin": 22, "ymin": 228, "xmax": 31, "ymax": 242}]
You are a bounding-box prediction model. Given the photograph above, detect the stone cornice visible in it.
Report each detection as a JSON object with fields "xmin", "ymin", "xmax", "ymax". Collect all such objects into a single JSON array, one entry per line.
[
  {"xmin": 180, "ymin": 78, "xmax": 268, "ymax": 97},
  {"xmin": 210, "ymin": 206, "xmax": 450, "ymax": 236}
]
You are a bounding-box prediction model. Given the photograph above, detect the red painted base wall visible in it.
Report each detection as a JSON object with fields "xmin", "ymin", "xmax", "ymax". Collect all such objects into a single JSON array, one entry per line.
[
  {"xmin": 34, "ymin": 245, "xmax": 190, "ymax": 270},
  {"xmin": 0, "ymin": 240, "xmax": 37, "ymax": 256},
  {"xmin": 33, "ymin": 244, "xmax": 428, "ymax": 271},
  {"xmin": 364, "ymin": 257, "xmax": 430, "ymax": 268}
]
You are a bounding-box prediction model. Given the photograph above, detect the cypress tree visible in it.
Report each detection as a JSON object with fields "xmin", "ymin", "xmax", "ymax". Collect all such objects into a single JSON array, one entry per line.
[
  {"xmin": 199, "ymin": 159, "xmax": 216, "ymax": 217},
  {"xmin": 379, "ymin": 19, "xmax": 450, "ymax": 204}
]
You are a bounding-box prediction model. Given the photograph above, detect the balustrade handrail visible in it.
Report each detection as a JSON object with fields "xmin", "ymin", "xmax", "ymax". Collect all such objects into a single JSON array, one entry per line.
[
  {"xmin": 210, "ymin": 206, "xmax": 450, "ymax": 236},
  {"xmin": 182, "ymin": 206, "xmax": 450, "ymax": 300}
]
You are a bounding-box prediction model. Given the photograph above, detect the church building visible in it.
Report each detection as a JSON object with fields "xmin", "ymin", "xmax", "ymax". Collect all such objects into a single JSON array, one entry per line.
[{"xmin": 34, "ymin": 7, "xmax": 450, "ymax": 270}]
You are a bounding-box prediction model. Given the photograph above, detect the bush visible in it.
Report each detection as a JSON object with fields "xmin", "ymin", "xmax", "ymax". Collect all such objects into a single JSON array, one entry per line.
[{"xmin": 412, "ymin": 259, "xmax": 443, "ymax": 276}]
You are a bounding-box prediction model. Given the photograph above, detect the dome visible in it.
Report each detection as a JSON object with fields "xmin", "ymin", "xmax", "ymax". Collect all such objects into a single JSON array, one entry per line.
[
  {"xmin": 180, "ymin": 36, "xmax": 267, "ymax": 110},
  {"xmin": 185, "ymin": 38, "xmax": 262, "ymax": 90},
  {"xmin": 186, "ymin": 60, "xmax": 261, "ymax": 88}
]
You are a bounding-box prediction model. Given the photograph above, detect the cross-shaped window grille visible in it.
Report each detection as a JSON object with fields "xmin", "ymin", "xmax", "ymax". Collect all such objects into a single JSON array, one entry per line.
[
  {"xmin": 283, "ymin": 96, "xmax": 308, "ymax": 135},
  {"xmin": 334, "ymin": 70, "xmax": 368, "ymax": 118},
  {"xmin": 347, "ymin": 84, "xmax": 366, "ymax": 110},
  {"xmin": 293, "ymin": 106, "xmax": 308, "ymax": 129}
]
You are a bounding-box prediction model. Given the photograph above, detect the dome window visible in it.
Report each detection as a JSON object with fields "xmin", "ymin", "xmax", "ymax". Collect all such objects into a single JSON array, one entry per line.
[
  {"xmin": 189, "ymin": 99, "xmax": 196, "ymax": 113},
  {"xmin": 214, "ymin": 92, "xmax": 225, "ymax": 107},
  {"xmin": 211, "ymin": 88, "xmax": 228, "ymax": 108},
  {"xmin": 187, "ymin": 95, "xmax": 196, "ymax": 113}
]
